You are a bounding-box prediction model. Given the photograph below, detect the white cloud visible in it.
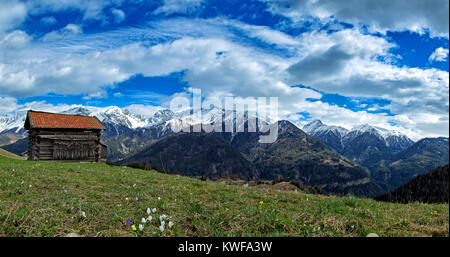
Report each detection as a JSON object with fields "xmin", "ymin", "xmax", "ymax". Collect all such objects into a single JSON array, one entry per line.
[
  {"xmin": 0, "ymin": 30, "xmax": 31, "ymax": 49},
  {"xmin": 286, "ymin": 29, "xmax": 449, "ymax": 122},
  {"xmin": 266, "ymin": 0, "xmax": 449, "ymax": 37},
  {"xmin": 223, "ymin": 20, "xmax": 299, "ymax": 46},
  {"xmin": 0, "ymin": 96, "xmax": 19, "ymax": 113},
  {"xmin": 24, "ymin": 0, "xmax": 123, "ymax": 21},
  {"xmin": 429, "ymin": 47, "xmax": 449, "ymax": 62},
  {"xmin": 124, "ymin": 104, "xmax": 164, "ymax": 118},
  {"xmin": 0, "ymin": 0, "xmax": 27, "ymax": 35},
  {"xmin": 0, "ymin": 16, "xmax": 447, "ymax": 140},
  {"xmin": 42, "ymin": 24, "xmax": 83, "ymax": 41},
  {"xmin": 154, "ymin": 0, "xmax": 205, "ymax": 15},
  {"xmin": 111, "ymin": 8, "xmax": 125, "ymax": 23}
]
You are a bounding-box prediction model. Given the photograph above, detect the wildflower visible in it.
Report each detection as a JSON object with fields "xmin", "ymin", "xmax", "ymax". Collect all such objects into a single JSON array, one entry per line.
[
  {"xmin": 159, "ymin": 224, "xmax": 165, "ymax": 232},
  {"xmin": 135, "ymin": 197, "xmax": 139, "ymax": 201},
  {"xmin": 133, "ymin": 184, "xmax": 136, "ymax": 188},
  {"xmin": 201, "ymin": 211, "xmax": 205, "ymax": 215},
  {"xmin": 183, "ymin": 223, "xmax": 186, "ymax": 229},
  {"xmin": 139, "ymin": 224, "xmax": 144, "ymax": 231},
  {"xmin": 152, "ymin": 208, "xmax": 157, "ymax": 213},
  {"xmin": 132, "ymin": 225, "xmax": 137, "ymax": 231},
  {"xmin": 125, "ymin": 197, "xmax": 129, "ymax": 201},
  {"xmin": 158, "ymin": 197, "xmax": 161, "ymax": 201},
  {"xmin": 81, "ymin": 211, "xmax": 86, "ymax": 218},
  {"xmin": 147, "ymin": 215, "xmax": 152, "ymax": 222},
  {"xmin": 306, "ymin": 198, "xmax": 309, "ymax": 201},
  {"xmin": 141, "ymin": 218, "xmax": 146, "ymax": 223},
  {"xmin": 159, "ymin": 214, "xmax": 167, "ymax": 222},
  {"xmin": 126, "ymin": 220, "xmax": 131, "ymax": 226},
  {"xmin": 29, "ymin": 184, "xmax": 32, "ymax": 188},
  {"xmin": 259, "ymin": 200, "xmax": 263, "ymax": 205},
  {"xmin": 225, "ymin": 208, "xmax": 229, "ymax": 211},
  {"xmin": 168, "ymin": 221, "xmax": 174, "ymax": 228},
  {"xmin": 147, "ymin": 208, "xmax": 151, "ymax": 215},
  {"xmin": 63, "ymin": 189, "xmax": 67, "ymax": 194}
]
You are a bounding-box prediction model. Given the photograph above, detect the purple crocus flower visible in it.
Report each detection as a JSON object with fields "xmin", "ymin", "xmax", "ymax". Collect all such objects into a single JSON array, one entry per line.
[
  {"xmin": 201, "ymin": 211, "xmax": 205, "ymax": 215},
  {"xmin": 135, "ymin": 197, "xmax": 139, "ymax": 201},
  {"xmin": 183, "ymin": 223, "xmax": 186, "ymax": 229},
  {"xmin": 75, "ymin": 208, "xmax": 79, "ymax": 213},
  {"xmin": 126, "ymin": 220, "xmax": 131, "ymax": 226},
  {"xmin": 63, "ymin": 189, "xmax": 67, "ymax": 194}
]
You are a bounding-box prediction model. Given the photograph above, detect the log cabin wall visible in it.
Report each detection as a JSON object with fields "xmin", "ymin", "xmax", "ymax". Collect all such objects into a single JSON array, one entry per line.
[{"xmin": 27, "ymin": 129, "xmax": 105, "ymax": 162}]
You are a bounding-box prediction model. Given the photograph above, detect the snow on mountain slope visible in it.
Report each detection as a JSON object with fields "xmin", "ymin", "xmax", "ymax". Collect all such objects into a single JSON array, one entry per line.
[
  {"xmin": 0, "ymin": 105, "xmax": 256, "ymax": 135},
  {"xmin": 303, "ymin": 120, "xmax": 414, "ymax": 154},
  {"xmin": 349, "ymin": 124, "xmax": 414, "ymax": 148},
  {"xmin": 303, "ymin": 120, "xmax": 348, "ymax": 137},
  {"xmin": 62, "ymin": 106, "xmax": 148, "ymax": 129},
  {"xmin": 0, "ymin": 111, "xmax": 27, "ymax": 134}
]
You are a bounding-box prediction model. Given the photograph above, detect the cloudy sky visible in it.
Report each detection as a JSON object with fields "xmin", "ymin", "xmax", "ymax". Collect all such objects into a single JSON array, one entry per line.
[{"xmin": 0, "ymin": 0, "xmax": 448, "ymax": 140}]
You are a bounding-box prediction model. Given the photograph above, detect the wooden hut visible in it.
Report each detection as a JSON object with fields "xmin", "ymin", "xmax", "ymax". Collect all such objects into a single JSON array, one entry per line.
[{"xmin": 24, "ymin": 110, "xmax": 107, "ymax": 162}]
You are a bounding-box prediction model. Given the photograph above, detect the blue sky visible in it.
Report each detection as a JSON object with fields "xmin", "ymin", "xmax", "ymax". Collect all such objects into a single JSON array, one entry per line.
[{"xmin": 0, "ymin": 0, "xmax": 449, "ymax": 139}]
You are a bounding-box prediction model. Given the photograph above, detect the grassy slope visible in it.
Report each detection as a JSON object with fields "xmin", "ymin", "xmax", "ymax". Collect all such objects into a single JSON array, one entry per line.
[
  {"xmin": 0, "ymin": 155, "xmax": 448, "ymax": 237},
  {"xmin": 0, "ymin": 148, "xmax": 25, "ymax": 160}
]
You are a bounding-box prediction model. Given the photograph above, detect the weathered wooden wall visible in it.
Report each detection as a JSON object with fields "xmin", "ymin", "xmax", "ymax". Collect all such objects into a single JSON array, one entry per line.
[{"xmin": 27, "ymin": 129, "xmax": 106, "ymax": 162}]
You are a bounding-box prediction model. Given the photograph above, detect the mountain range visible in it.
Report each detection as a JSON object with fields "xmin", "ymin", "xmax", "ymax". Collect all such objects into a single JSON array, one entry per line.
[
  {"xmin": 121, "ymin": 120, "xmax": 386, "ymax": 197},
  {"xmin": 303, "ymin": 120, "xmax": 449, "ymax": 189},
  {"xmin": 1, "ymin": 107, "xmax": 448, "ymax": 197}
]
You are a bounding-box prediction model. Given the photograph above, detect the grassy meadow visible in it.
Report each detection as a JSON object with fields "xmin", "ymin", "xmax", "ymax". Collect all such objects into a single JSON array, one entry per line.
[{"xmin": 0, "ymin": 155, "xmax": 448, "ymax": 237}]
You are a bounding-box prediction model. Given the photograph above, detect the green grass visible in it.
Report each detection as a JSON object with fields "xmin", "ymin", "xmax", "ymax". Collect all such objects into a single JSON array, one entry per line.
[
  {"xmin": 0, "ymin": 155, "xmax": 448, "ymax": 237},
  {"xmin": 0, "ymin": 148, "xmax": 25, "ymax": 160}
]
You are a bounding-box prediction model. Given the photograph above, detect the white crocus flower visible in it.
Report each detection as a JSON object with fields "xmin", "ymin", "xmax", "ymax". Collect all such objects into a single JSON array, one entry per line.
[
  {"xmin": 147, "ymin": 215, "xmax": 152, "ymax": 222},
  {"xmin": 139, "ymin": 224, "xmax": 144, "ymax": 231},
  {"xmin": 158, "ymin": 197, "xmax": 161, "ymax": 200},
  {"xmin": 81, "ymin": 211, "xmax": 86, "ymax": 218},
  {"xmin": 169, "ymin": 221, "xmax": 174, "ymax": 228},
  {"xmin": 147, "ymin": 208, "xmax": 151, "ymax": 215},
  {"xmin": 159, "ymin": 224, "xmax": 165, "ymax": 232},
  {"xmin": 141, "ymin": 218, "xmax": 146, "ymax": 223},
  {"xmin": 152, "ymin": 208, "xmax": 157, "ymax": 213}
]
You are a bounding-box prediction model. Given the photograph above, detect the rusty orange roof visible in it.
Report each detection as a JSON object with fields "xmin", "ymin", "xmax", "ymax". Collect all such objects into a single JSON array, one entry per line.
[{"xmin": 25, "ymin": 110, "xmax": 106, "ymax": 130}]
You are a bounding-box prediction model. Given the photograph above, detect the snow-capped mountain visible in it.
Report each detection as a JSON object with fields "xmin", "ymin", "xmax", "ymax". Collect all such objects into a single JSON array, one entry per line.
[
  {"xmin": 303, "ymin": 120, "xmax": 348, "ymax": 137},
  {"xmin": 0, "ymin": 111, "xmax": 27, "ymax": 134},
  {"xmin": 0, "ymin": 105, "xmax": 263, "ymax": 137},
  {"xmin": 302, "ymin": 120, "xmax": 349, "ymax": 151},
  {"xmin": 62, "ymin": 106, "xmax": 148, "ymax": 129},
  {"xmin": 345, "ymin": 124, "xmax": 414, "ymax": 153},
  {"xmin": 303, "ymin": 120, "xmax": 414, "ymax": 157}
]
